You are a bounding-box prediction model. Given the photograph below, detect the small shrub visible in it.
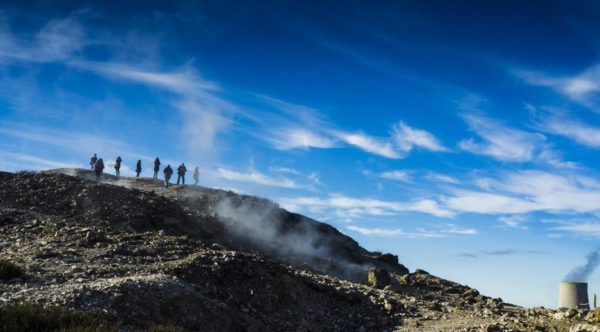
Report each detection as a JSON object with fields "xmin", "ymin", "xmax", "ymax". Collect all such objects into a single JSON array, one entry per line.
[
  {"xmin": 148, "ymin": 324, "xmax": 179, "ymax": 332},
  {"xmin": 0, "ymin": 303, "xmax": 118, "ymax": 332},
  {"xmin": 0, "ymin": 260, "xmax": 24, "ymax": 280}
]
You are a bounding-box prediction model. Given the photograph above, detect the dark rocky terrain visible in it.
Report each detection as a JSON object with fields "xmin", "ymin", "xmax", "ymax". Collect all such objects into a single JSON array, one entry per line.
[{"xmin": 0, "ymin": 169, "xmax": 599, "ymax": 331}]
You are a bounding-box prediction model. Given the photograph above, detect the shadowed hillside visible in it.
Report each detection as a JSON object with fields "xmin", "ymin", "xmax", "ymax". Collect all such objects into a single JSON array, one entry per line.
[{"xmin": 0, "ymin": 169, "xmax": 597, "ymax": 331}]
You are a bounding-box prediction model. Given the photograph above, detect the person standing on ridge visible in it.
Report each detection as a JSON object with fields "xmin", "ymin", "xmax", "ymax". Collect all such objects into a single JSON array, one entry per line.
[
  {"xmin": 94, "ymin": 158, "xmax": 105, "ymax": 181},
  {"xmin": 163, "ymin": 164, "xmax": 173, "ymax": 188},
  {"xmin": 89, "ymin": 153, "xmax": 97, "ymax": 170},
  {"xmin": 177, "ymin": 163, "xmax": 187, "ymax": 185},
  {"xmin": 114, "ymin": 156, "xmax": 122, "ymax": 177},
  {"xmin": 135, "ymin": 160, "xmax": 142, "ymax": 178},
  {"xmin": 193, "ymin": 167, "xmax": 200, "ymax": 185},
  {"xmin": 153, "ymin": 157, "xmax": 161, "ymax": 179}
]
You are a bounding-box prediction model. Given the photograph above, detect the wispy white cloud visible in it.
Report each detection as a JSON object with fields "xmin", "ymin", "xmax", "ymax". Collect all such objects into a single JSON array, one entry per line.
[
  {"xmin": 380, "ymin": 170, "xmax": 412, "ymax": 183},
  {"xmin": 445, "ymin": 190, "xmax": 536, "ymax": 214},
  {"xmin": 69, "ymin": 60, "xmax": 237, "ymax": 158},
  {"xmin": 249, "ymin": 95, "xmax": 339, "ymax": 151},
  {"xmin": 0, "ymin": 14, "xmax": 234, "ymax": 159},
  {"xmin": 269, "ymin": 127, "xmax": 338, "ymax": 150},
  {"xmin": 254, "ymin": 95, "xmax": 446, "ymax": 159},
  {"xmin": 307, "ymin": 172, "xmax": 321, "ymax": 186},
  {"xmin": 515, "ymin": 67, "xmax": 600, "ymax": 106},
  {"xmin": 175, "ymin": 98, "xmax": 233, "ymax": 157},
  {"xmin": 498, "ymin": 215, "xmax": 528, "ymax": 228},
  {"xmin": 0, "ymin": 151, "xmax": 81, "ymax": 170},
  {"xmin": 392, "ymin": 121, "xmax": 448, "ymax": 152},
  {"xmin": 0, "ymin": 14, "xmax": 85, "ymax": 63},
  {"xmin": 425, "ymin": 172, "xmax": 460, "ymax": 185},
  {"xmin": 266, "ymin": 166, "xmax": 322, "ymax": 189},
  {"xmin": 334, "ymin": 131, "xmax": 402, "ymax": 159},
  {"xmin": 554, "ymin": 221, "xmax": 600, "ymax": 237},
  {"xmin": 368, "ymin": 169, "xmax": 460, "ymax": 185},
  {"xmin": 269, "ymin": 166, "xmax": 301, "ymax": 175},
  {"xmin": 283, "ymin": 169, "xmax": 600, "ymax": 221},
  {"xmin": 279, "ymin": 194, "xmax": 454, "ymax": 219},
  {"xmin": 256, "ymin": 94, "xmax": 329, "ymax": 127},
  {"xmin": 445, "ymin": 170, "xmax": 600, "ymax": 215},
  {"xmin": 77, "ymin": 62, "xmax": 236, "ymax": 158},
  {"xmin": 0, "ymin": 122, "xmax": 152, "ymax": 162},
  {"xmin": 370, "ymin": 169, "xmax": 460, "ymax": 185},
  {"xmin": 346, "ymin": 225, "xmax": 443, "ymax": 238},
  {"xmin": 443, "ymin": 223, "xmax": 478, "ymax": 235},
  {"xmin": 459, "ymin": 113, "xmax": 544, "ymax": 162},
  {"xmin": 333, "ymin": 122, "xmax": 447, "ymax": 159},
  {"xmin": 71, "ymin": 60, "xmax": 220, "ymax": 97},
  {"xmin": 536, "ymin": 112, "xmax": 600, "ymax": 149},
  {"xmin": 458, "ymin": 113, "xmax": 574, "ymax": 167},
  {"xmin": 535, "ymin": 148, "xmax": 579, "ymax": 169},
  {"xmin": 216, "ymin": 167, "xmax": 298, "ymax": 189},
  {"xmin": 500, "ymin": 171, "xmax": 600, "ymax": 213},
  {"xmin": 346, "ymin": 223, "xmax": 476, "ymax": 238}
]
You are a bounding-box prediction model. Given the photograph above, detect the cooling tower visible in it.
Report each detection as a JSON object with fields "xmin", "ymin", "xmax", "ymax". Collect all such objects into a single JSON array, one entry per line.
[{"xmin": 558, "ymin": 282, "xmax": 589, "ymax": 309}]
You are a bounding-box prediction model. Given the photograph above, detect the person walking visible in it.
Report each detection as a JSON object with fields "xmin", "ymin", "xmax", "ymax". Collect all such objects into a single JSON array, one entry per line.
[
  {"xmin": 94, "ymin": 158, "xmax": 105, "ymax": 181},
  {"xmin": 193, "ymin": 167, "xmax": 200, "ymax": 185},
  {"xmin": 177, "ymin": 163, "xmax": 187, "ymax": 185},
  {"xmin": 114, "ymin": 156, "xmax": 122, "ymax": 177},
  {"xmin": 135, "ymin": 160, "xmax": 142, "ymax": 178},
  {"xmin": 89, "ymin": 153, "xmax": 97, "ymax": 170},
  {"xmin": 153, "ymin": 157, "xmax": 161, "ymax": 179},
  {"xmin": 163, "ymin": 164, "xmax": 173, "ymax": 188}
]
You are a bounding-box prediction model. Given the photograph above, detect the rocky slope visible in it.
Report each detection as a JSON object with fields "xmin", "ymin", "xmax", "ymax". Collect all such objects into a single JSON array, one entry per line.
[{"xmin": 0, "ymin": 169, "xmax": 598, "ymax": 331}]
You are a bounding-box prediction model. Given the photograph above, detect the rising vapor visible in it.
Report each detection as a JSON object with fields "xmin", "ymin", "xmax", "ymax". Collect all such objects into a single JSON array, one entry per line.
[{"xmin": 564, "ymin": 249, "xmax": 600, "ymax": 282}]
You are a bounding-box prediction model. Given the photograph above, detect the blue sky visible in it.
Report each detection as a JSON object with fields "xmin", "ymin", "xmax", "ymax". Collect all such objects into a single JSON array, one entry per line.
[{"xmin": 1, "ymin": 0, "xmax": 600, "ymax": 308}]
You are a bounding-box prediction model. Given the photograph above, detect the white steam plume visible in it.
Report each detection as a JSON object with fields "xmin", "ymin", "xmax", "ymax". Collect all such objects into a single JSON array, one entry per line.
[{"xmin": 565, "ymin": 249, "xmax": 600, "ymax": 282}]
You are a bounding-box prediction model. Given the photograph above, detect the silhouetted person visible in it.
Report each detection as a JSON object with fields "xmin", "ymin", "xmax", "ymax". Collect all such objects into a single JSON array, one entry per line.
[
  {"xmin": 177, "ymin": 163, "xmax": 187, "ymax": 185},
  {"xmin": 114, "ymin": 156, "xmax": 122, "ymax": 177},
  {"xmin": 89, "ymin": 153, "xmax": 97, "ymax": 170},
  {"xmin": 163, "ymin": 165, "xmax": 173, "ymax": 188},
  {"xmin": 153, "ymin": 157, "xmax": 161, "ymax": 179},
  {"xmin": 135, "ymin": 160, "xmax": 142, "ymax": 178},
  {"xmin": 94, "ymin": 158, "xmax": 104, "ymax": 181},
  {"xmin": 193, "ymin": 167, "xmax": 199, "ymax": 185}
]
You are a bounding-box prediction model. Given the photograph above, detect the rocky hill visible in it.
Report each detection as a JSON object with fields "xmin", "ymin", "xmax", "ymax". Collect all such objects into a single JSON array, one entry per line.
[{"xmin": 0, "ymin": 169, "xmax": 598, "ymax": 331}]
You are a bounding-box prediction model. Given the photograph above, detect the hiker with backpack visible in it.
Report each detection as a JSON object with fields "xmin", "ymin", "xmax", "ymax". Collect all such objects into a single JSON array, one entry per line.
[
  {"xmin": 114, "ymin": 156, "xmax": 122, "ymax": 177},
  {"xmin": 135, "ymin": 160, "xmax": 142, "ymax": 178},
  {"xmin": 94, "ymin": 158, "xmax": 105, "ymax": 181},
  {"xmin": 89, "ymin": 153, "xmax": 97, "ymax": 170},
  {"xmin": 177, "ymin": 163, "xmax": 187, "ymax": 185},
  {"xmin": 153, "ymin": 157, "xmax": 161, "ymax": 179},
  {"xmin": 163, "ymin": 165, "xmax": 173, "ymax": 188}
]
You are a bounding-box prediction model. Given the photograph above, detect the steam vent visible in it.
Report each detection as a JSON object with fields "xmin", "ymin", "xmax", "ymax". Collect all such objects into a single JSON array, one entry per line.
[{"xmin": 558, "ymin": 281, "xmax": 590, "ymax": 309}]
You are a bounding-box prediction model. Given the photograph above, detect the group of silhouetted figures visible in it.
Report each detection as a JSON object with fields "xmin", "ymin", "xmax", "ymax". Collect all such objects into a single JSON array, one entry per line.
[{"xmin": 89, "ymin": 153, "xmax": 200, "ymax": 188}]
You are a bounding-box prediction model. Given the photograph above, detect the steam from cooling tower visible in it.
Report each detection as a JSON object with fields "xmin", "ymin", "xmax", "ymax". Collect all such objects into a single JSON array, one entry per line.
[{"xmin": 564, "ymin": 249, "xmax": 600, "ymax": 282}]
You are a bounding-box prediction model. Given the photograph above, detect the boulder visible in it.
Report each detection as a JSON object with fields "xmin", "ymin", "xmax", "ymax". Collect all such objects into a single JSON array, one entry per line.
[
  {"xmin": 367, "ymin": 268, "xmax": 390, "ymax": 289},
  {"xmin": 570, "ymin": 323, "xmax": 600, "ymax": 332},
  {"xmin": 463, "ymin": 288, "xmax": 480, "ymax": 298},
  {"xmin": 554, "ymin": 308, "xmax": 579, "ymax": 320},
  {"xmin": 586, "ymin": 308, "xmax": 600, "ymax": 323},
  {"xmin": 376, "ymin": 253, "xmax": 409, "ymax": 274},
  {"xmin": 377, "ymin": 253, "xmax": 397, "ymax": 265}
]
